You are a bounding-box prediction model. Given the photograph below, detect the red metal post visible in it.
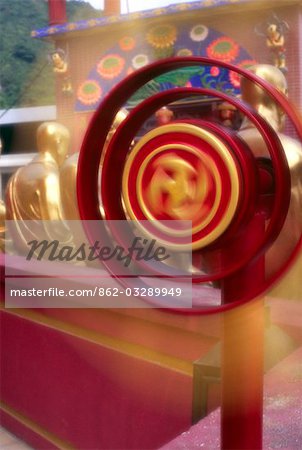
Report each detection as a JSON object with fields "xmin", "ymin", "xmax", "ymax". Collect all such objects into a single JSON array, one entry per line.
[
  {"xmin": 221, "ymin": 213, "xmax": 265, "ymax": 449},
  {"xmin": 48, "ymin": 0, "xmax": 67, "ymax": 26},
  {"xmin": 104, "ymin": 0, "xmax": 121, "ymax": 15}
]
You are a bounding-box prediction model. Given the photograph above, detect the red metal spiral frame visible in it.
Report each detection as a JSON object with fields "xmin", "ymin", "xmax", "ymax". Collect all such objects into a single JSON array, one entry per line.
[{"xmin": 77, "ymin": 57, "xmax": 302, "ymax": 313}]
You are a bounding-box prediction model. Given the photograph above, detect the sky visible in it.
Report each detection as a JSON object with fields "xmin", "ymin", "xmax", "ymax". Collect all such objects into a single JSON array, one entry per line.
[{"xmin": 84, "ymin": 0, "xmax": 197, "ymax": 14}]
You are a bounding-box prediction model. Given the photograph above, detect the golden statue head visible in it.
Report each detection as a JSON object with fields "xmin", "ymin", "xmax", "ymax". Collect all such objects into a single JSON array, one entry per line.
[
  {"xmin": 240, "ymin": 64, "xmax": 288, "ymax": 131},
  {"xmin": 37, "ymin": 122, "xmax": 70, "ymax": 166}
]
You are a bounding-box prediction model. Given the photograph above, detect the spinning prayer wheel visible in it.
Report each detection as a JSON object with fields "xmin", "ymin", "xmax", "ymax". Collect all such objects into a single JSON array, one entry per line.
[{"xmin": 77, "ymin": 57, "xmax": 302, "ymax": 312}]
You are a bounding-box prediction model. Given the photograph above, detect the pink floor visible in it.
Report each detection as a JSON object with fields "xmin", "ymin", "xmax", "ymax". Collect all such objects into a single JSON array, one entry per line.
[
  {"xmin": 0, "ymin": 427, "xmax": 32, "ymax": 449},
  {"xmin": 160, "ymin": 346, "xmax": 302, "ymax": 449}
]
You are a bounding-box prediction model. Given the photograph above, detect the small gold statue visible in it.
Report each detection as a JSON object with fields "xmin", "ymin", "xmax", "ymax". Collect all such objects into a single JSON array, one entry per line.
[
  {"xmin": 255, "ymin": 14, "xmax": 289, "ymax": 73},
  {"xmin": 58, "ymin": 109, "xmax": 129, "ymax": 268},
  {"xmin": 266, "ymin": 22, "xmax": 287, "ymax": 72},
  {"xmin": 50, "ymin": 49, "xmax": 73, "ymax": 94},
  {"xmin": 239, "ymin": 64, "xmax": 302, "ymax": 281},
  {"xmin": 6, "ymin": 122, "xmax": 72, "ymax": 254}
]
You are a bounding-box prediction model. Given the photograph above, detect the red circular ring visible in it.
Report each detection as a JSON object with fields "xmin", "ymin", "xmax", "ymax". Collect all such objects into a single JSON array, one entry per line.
[
  {"xmin": 101, "ymin": 87, "xmax": 290, "ymax": 282},
  {"xmin": 77, "ymin": 57, "xmax": 301, "ymax": 313}
]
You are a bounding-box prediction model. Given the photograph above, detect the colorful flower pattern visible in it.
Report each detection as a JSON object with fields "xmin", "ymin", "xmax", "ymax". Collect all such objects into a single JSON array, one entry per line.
[
  {"xmin": 76, "ymin": 21, "xmax": 255, "ymax": 111},
  {"xmin": 119, "ymin": 36, "xmax": 136, "ymax": 51},
  {"xmin": 67, "ymin": 23, "xmax": 77, "ymax": 31},
  {"xmin": 33, "ymin": 2, "xmax": 253, "ymax": 39},
  {"xmin": 146, "ymin": 24, "xmax": 177, "ymax": 49},
  {"xmin": 77, "ymin": 80, "xmax": 102, "ymax": 105},
  {"xmin": 47, "ymin": 27, "xmax": 57, "ymax": 35},
  {"xmin": 132, "ymin": 54, "xmax": 149, "ymax": 69},
  {"xmin": 88, "ymin": 19, "xmax": 98, "ymax": 27},
  {"xmin": 206, "ymin": 36, "xmax": 239, "ymax": 62},
  {"xmin": 97, "ymin": 54, "xmax": 125, "ymax": 79},
  {"xmin": 107, "ymin": 16, "xmax": 119, "ymax": 23},
  {"xmin": 210, "ymin": 66, "xmax": 220, "ymax": 76},
  {"xmin": 190, "ymin": 24, "xmax": 209, "ymax": 42}
]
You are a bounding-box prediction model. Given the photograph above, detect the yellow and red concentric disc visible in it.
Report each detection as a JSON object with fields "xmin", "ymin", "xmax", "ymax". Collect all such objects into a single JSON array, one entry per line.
[{"xmin": 122, "ymin": 123, "xmax": 241, "ymax": 250}]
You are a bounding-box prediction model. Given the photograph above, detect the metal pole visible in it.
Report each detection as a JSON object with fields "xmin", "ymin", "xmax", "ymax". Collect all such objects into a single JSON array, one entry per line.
[{"xmin": 221, "ymin": 213, "xmax": 265, "ymax": 449}]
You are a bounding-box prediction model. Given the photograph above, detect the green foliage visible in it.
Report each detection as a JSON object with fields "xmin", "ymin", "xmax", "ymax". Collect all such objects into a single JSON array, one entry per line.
[
  {"xmin": 128, "ymin": 67, "xmax": 206, "ymax": 106},
  {"xmin": 156, "ymin": 67, "xmax": 205, "ymax": 86},
  {"xmin": 0, "ymin": 0, "xmax": 101, "ymax": 109}
]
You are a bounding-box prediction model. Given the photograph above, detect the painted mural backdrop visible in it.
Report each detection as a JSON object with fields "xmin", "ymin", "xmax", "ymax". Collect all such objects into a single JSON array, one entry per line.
[{"xmin": 75, "ymin": 21, "xmax": 256, "ymax": 112}]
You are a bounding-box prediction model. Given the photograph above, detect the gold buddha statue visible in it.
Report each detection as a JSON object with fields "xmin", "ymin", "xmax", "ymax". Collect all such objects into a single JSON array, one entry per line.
[
  {"xmin": 60, "ymin": 108, "xmax": 129, "ymax": 221},
  {"xmin": 58, "ymin": 109, "xmax": 129, "ymax": 269},
  {"xmin": 239, "ymin": 64, "xmax": 302, "ymax": 289},
  {"xmin": 6, "ymin": 122, "xmax": 71, "ymax": 255}
]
